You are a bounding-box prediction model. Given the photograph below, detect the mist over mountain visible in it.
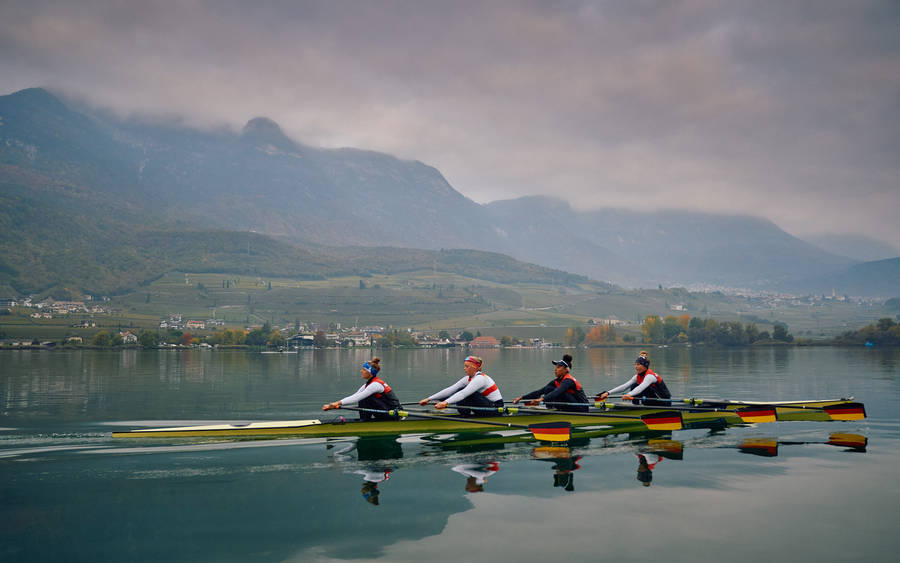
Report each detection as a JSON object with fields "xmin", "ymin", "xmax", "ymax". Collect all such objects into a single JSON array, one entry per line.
[
  {"xmin": 1, "ymin": 87, "xmax": 892, "ymax": 298},
  {"xmin": 803, "ymin": 233, "xmax": 899, "ymax": 262}
]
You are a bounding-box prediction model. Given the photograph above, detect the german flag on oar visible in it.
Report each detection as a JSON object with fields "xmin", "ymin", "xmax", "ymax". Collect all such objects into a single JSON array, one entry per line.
[
  {"xmin": 824, "ymin": 402, "xmax": 867, "ymax": 421},
  {"xmin": 640, "ymin": 411, "xmax": 683, "ymax": 431},
  {"xmin": 736, "ymin": 406, "xmax": 777, "ymax": 423},
  {"xmin": 528, "ymin": 421, "xmax": 571, "ymax": 442}
]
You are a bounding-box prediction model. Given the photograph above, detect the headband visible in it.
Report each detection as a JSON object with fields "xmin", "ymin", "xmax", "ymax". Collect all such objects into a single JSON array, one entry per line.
[
  {"xmin": 362, "ymin": 361, "xmax": 380, "ymax": 376},
  {"xmin": 464, "ymin": 356, "xmax": 483, "ymax": 368}
]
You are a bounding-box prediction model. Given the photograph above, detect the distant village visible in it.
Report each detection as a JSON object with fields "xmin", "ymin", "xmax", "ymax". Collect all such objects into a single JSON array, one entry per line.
[
  {"xmin": 0, "ymin": 290, "xmax": 891, "ymax": 349},
  {"xmin": 159, "ymin": 313, "xmax": 554, "ymax": 349}
]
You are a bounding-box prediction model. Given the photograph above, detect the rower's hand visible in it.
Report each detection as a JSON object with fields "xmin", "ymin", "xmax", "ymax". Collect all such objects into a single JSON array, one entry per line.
[
  {"xmin": 595, "ymin": 391, "xmax": 609, "ymax": 401},
  {"xmin": 434, "ymin": 401, "xmax": 449, "ymax": 410},
  {"xmin": 322, "ymin": 401, "xmax": 341, "ymax": 411},
  {"xmin": 512, "ymin": 397, "xmax": 522, "ymax": 404},
  {"xmin": 622, "ymin": 394, "xmax": 633, "ymax": 401},
  {"xmin": 418, "ymin": 398, "xmax": 430, "ymax": 406},
  {"xmin": 526, "ymin": 400, "xmax": 541, "ymax": 407}
]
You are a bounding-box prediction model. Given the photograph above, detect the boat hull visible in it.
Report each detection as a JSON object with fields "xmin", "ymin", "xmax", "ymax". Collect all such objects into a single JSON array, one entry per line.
[{"xmin": 111, "ymin": 398, "xmax": 861, "ymax": 439}]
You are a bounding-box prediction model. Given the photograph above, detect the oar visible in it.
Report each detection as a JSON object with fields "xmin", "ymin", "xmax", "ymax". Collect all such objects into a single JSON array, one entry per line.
[
  {"xmin": 585, "ymin": 399, "xmax": 779, "ymax": 424},
  {"xmin": 432, "ymin": 403, "xmax": 684, "ymax": 431},
  {"xmin": 337, "ymin": 406, "xmax": 571, "ymax": 442},
  {"xmin": 677, "ymin": 398, "xmax": 866, "ymax": 421},
  {"xmin": 540, "ymin": 398, "xmax": 739, "ymax": 425}
]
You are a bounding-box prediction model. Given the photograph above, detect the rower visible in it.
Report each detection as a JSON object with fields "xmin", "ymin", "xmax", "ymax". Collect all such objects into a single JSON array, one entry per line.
[
  {"xmin": 512, "ymin": 354, "xmax": 589, "ymax": 412},
  {"xmin": 418, "ymin": 355, "xmax": 504, "ymax": 417},
  {"xmin": 322, "ymin": 357, "xmax": 401, "ymax": 420},
  {"xmin": 595, "ymin": 353, "xmax": 671, "ymax": 406}
]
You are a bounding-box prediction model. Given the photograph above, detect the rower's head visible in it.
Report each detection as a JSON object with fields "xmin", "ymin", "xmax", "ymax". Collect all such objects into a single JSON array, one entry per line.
[
  {"xmin": 361, "ymin": 357, "xmax": 381, "ymax": 379},
  {"xmin": 635, "ymin": 355, "xmax": 650, "ymax": 374},
  {"xmin": 552, "ymin": 354, "xmax": 572, "ymax": 377},
  {"xmin": 463, "ymin": 355, "xmax": 483, "ymax": 375}
]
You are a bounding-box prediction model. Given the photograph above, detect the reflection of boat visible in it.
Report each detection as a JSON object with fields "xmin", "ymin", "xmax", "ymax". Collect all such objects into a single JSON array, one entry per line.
[{"xmin": 112, "ymin": 398, "xmax": 863, "ymax": 439}]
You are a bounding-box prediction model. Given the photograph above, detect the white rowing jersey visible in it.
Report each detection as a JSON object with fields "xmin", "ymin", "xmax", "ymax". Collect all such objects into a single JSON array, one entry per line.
[
  {"xmin": 339, "ymin": 380, "xmax": 387, "ymax": 406},
  {"xmin": 428, "ymin": 371, "xmax": 502, "ymax": 404}
]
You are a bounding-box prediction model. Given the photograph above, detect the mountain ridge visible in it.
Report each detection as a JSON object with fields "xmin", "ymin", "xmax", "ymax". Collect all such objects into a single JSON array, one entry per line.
[{"xmin": 1, "ymin": 87, "xmax": 894, "ymax": 298}]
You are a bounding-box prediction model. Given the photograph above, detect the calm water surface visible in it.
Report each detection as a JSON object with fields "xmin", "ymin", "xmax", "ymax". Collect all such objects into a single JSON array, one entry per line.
[{"xmin": 1, "ymin": 347, "xmax": 897, "ymax": 562}]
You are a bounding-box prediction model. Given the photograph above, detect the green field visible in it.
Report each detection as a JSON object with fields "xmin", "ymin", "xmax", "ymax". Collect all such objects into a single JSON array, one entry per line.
[{"xmin": 2, "ymin": 270, "xmax": 893, "ymax": 343}]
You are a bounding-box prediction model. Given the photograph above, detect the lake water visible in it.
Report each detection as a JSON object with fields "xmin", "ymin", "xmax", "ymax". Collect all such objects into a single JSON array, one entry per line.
[{"xmin": 1, "ymin": 347, "xmax": 897, "ymax": 562}]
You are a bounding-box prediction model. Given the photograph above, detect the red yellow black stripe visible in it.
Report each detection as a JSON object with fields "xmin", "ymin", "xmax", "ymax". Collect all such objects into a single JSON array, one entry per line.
[
  {"xmin": 529, "ymin": 421, "xmax": 571, "ymax": 442},
  {"xmin": 640, "ymin": 411, "xmax": 683, "ymax": 430},
  {"xmin": 736, "ymin": 407, "xmax": 777, "ymax": 423},
  {"xmin": 823, "ymin": 403, "xmax": 866, "ymax": 421}
]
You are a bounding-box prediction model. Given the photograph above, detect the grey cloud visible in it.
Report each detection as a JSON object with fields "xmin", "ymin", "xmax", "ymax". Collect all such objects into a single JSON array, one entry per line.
[{"xmin": 1, "ymin": 0, "xmax": 898, "ymax": 246}]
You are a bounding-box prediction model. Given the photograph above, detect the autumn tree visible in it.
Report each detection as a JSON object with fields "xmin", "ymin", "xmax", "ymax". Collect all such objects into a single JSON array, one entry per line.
[{"xmin": 641, "ymin": 316, "xmax": 664, "ymax": 343}]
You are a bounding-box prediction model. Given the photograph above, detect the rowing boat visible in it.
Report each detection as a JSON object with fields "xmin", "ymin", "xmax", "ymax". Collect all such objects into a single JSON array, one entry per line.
[{"xmin": 111, "ymin": 398, "xmax": 863, "ymax": 439}]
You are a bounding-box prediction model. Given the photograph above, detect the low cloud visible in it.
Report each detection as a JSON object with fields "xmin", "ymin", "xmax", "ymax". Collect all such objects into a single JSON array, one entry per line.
[{"xmin": 2, "ymin": 0, "xmax": 898, "ymax": 246}]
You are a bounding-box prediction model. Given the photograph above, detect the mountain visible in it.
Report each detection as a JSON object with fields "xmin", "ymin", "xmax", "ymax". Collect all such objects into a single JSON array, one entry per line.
[
  {"xmin": 804, "ymin": 233, "xmax": 899, "ymax": 262},
  {"xmin": 1, "ymin": 88, "xmax": 498, "ymax": 249},
  {"xmin": 1, "ymin": 87, "xmax": 882, "ymax": 296},
  {"xmin": 0, "ymin": 163, "xmax": 590, "ymax": 297},
  {"xmin": 791, "ymin": 257, "xmax": 900, "ymax": 299},
  {"xmin": 484, "ymin": 197, "xmax": 855, "ymax": 289}
]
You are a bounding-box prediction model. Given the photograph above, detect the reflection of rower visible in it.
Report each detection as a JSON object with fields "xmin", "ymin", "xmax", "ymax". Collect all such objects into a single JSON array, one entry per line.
[
  {"xmin": 534, "ymin": 446, "xmax": 582, "ymax": 491},
  {"xmin": 354, "ymin": 469, "xmax": 391, "ymax": 506},
  {"xmin": 636, "ymin": 453, "xmax": 663, "ymax": 487},
  {"xmin": 451, "ymin": 462, "xmax": 500, "ymax": 493}
]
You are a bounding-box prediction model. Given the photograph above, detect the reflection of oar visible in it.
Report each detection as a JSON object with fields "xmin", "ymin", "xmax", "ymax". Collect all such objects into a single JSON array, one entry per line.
[
  {"xmin": 677, "ymin": 398, "xmax": 866, "ymax": 421},
  {"xmin": 431, "ymin": 403, "xmax": 684, "ymax": 431},
  {"xmin": 337, "ymin": 406, "xmax": 571, "ymax": 442},
  {"xmin": 738, "ymin": 438, "xmax": 779, "ymax": 457},
  {"xmin": 590, "ymin": 400, "xmax": 778, "ymax": 424},
  {"xmin": 646, "ymin": 439, "xmax": 684, "ymax": 460},
  {"xmin": 737, "ymin": 433, "xmax": 868, "ymax": 457},
  {"xmin": 779, "ymin": 433, "xmax": 868, "ymax": 452}
]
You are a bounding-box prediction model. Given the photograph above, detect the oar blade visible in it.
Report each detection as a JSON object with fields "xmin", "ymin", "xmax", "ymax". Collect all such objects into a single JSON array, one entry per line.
[
  {"xmin": 528, "ymin": 421, "xmax": 571, "ymax": 443},
  {"xmin": 736, "ymin": 406, "xmax": 777, "ymax": 423},
  {"xmin": 824, "ymin": 402, "xmax": 867, "ymax": 421},
  {"xmin": 640, "ymin": 411, "xmax": 683, "ymax": 431}
]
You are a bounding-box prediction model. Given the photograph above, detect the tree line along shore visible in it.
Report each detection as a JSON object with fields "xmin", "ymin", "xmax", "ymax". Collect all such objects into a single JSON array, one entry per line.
[{"xmin": 3, "ymin": 315, "xmax": 898, "ymax": 350}]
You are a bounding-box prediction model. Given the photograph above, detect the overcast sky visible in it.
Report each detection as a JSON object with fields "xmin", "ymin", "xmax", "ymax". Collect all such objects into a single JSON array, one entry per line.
[{"xmin": 2, "ymin": 0, "xmax": 899, "ymax": 246}]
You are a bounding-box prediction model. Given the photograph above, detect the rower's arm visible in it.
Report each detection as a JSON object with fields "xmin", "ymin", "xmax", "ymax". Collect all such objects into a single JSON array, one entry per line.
[
  {"xmin": 520, "ymin": 382, "xmax": 553, "ymax": 401},
  {"xmin": 626, "ymin": 374, "xmax": 658, "ymax": 397},
  {"xmin": 605, "ymin": 376, "xmax": 638, "ymax": 397},
  {"xmin": 338, "ymin": 382, "xmax": 385, "ymax": 406},
  {"xmin": 542, "ymin": 378, "xmax": 575, "ymax": 402},
  {"xmin": 444, "ymin": 375, "xmax": 487, "ymax": 404},
  {"xmin": 428, "ymin": 377, "xmax": 467, "ymax": 401}
]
